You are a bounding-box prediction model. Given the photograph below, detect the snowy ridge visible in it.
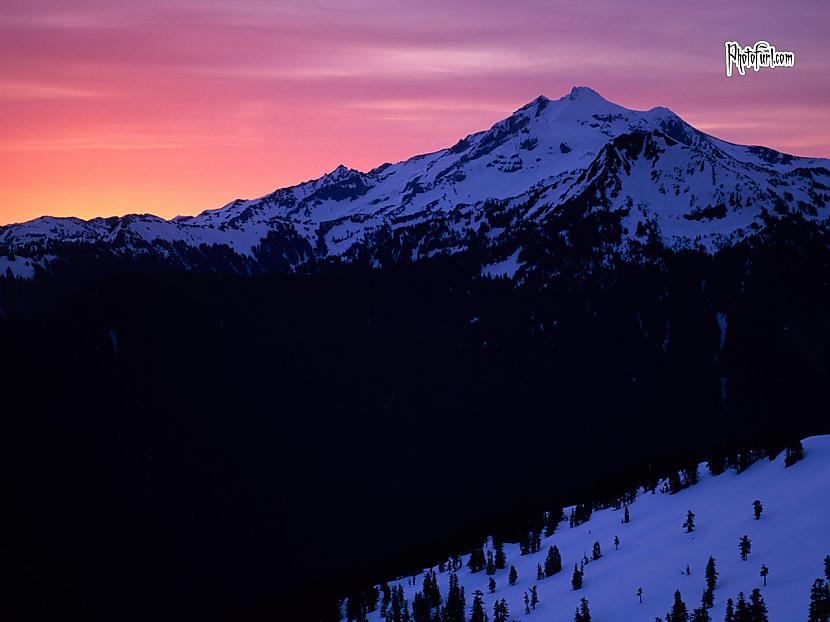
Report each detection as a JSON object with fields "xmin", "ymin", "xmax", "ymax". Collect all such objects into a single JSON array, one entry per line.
[
  {"xmin": 2, "ymin": 86, "xmax": 829, "ymax": 279},
  {"xmin": 364, "ymin": 435, "xmax": 830, "ymax": 622}
]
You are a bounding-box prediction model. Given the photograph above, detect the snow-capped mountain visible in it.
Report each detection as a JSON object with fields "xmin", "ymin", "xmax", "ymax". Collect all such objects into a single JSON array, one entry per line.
[
  {"xmin": 2, "ymin": 86, "xmax": 829, "ymax": 280},
  {"xmin": 358, "ymin": 436, "xmax": 830, "ymax": 622}
]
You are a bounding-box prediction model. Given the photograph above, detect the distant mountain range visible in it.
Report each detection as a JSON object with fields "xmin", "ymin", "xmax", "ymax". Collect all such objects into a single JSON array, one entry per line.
[{"xmin": 2, "ymin": 86, "xmax": 828, "ymax": 281}]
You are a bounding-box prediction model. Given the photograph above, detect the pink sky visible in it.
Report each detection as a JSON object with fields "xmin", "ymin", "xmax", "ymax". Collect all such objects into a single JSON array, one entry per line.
[{"xmin": 1, "ymin": 0, "xmax": 827, "ymax": 225}]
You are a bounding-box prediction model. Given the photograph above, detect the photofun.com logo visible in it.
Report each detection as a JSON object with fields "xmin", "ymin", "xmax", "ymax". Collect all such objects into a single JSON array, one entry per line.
[{"xmin": 725, "ymin": 41, "xmax": 795, "ymax": 77}]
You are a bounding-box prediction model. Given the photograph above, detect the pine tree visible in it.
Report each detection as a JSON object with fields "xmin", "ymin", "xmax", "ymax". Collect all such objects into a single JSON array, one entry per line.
[
  {"xmin": 508, "ymin": 565, "xmax": 518, "ymax": 586},
  {"xmin": 624, "ymin": 505, "xmax": 630, "ymax": 524},
  {"xmin": 545, "ymin": 545, "xmax": 562, "ymax": 576},
  {"xmin": 572, "ymin": 564, "xmax": 583, "ymax": 590},
  {"xmin": 701, "ymin": 587, "xmax": 714, "ymax": 610},
  {"xmin": 524, "ymin": 592, "xmax": 530, "ymax": 615},
  {"xmin": 467, "ymin": 547, "xmax": 486, "ymax": 573},
  {"xmin": 705, "ymin": 557, "xmax": 718, "ymax": 592},
  {"xmin": 421, "ymin": 570, "xmax": 441, "ymax": 609},
  {"xmin": 748, "ymin": 588, "xmax": 768, "ymax": 622},
  {"xmin": 760, "ymin": 564, "xmax": 768, "ymax": 587},
  {"xmin": 708, "ymin": 453, "xmax": 726, "ymax": 476},
  {"xmin": 683, "ymin": 510, "xmax": 696, "ymax": 533},
  {"xmin": 493, "ymin": 598, "xmax": 510, "ymax": 622},
  {"xmin": 739, "ymin": 535, "xmax": 752, "ymax": 561},
  {"xmin": 808, "ymin": 579, "xmax": 830, "ymax": 622},
  {"xmin": 444, "ymin": 573, "xmax": 465, "ymax": 622},
  {"xmin": 734, "ymin": 593, "xmax": 751, "ymax": 622},
  {"xmin": 578, "ymin": 597, "xmax": 591, "ymax": 622},
  {"xmin": 666, "ymin": 590, "xmax": 689, "ymax": 622},
  {"xmin": 544, "ymin": 508, "xmax": 562, "ymax": 537},
  {"xmin": 536, "ymin": 563, "xmax": 544, "ymax": 580},
  {"xmin": 494, "ymin": 543, "xmax": 506, "ymax": 570},
  {"xmin": 592, "ymin": 541, "xmax": 602, "ymax": 560},
  {"xmin": 614, "ymin": 535, "xmax": 620, "ymax": 550},
  {"xmin": 485, "ymin": 550, "xmax": 495, "ymax": 576},
  {"xmin": 381, "ymin": 583, "xmax": 392, "ymax": 617},
  {"xmin": 530, "ymin": 585, "xmax": 538, "ymax": 610},
  {"xmin": 470, "ymin": 590, "xmax": 485, "ymax": 622},
  {"xmin": 784, "ymin": 440, "xmax": 804, "ymax": 467},
  {"xmin": 493, "ymin": 598, "xmax": 509, "ymax": 622},
  {"xmin": 752, "ymin": 500, "xmax": 763, "ymax": 520},
  {"xmin": 683, "ymin": 465, "xmax": 700, "ymax": 488},
  {"xmin": 724, "ymin": 598, "xmax": 735, "ymax": 622},
  {"xmin": 825, "ymin": 556, "xmax": 830, "ymax": 582},
  {"xmin": 488, "ymin": 577, "xmax": 495, "ymax": 594},
  {"xmin": 412, "ymin": 592, "xmax": 430, "ymax": 622},
  {"xmin": 691, "ymin": 607, "xmax": 711, "ymax": 622}
]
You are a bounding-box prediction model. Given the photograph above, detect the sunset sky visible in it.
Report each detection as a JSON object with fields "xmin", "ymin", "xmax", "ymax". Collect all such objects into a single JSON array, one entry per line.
[{"xmin": 1, "ymin": 0, "xmax": 828, "ymax": 226}]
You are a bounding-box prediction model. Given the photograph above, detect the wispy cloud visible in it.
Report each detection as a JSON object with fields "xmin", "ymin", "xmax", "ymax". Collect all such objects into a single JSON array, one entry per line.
[{"xmin": 0, "ymin": 80, "xmax": 109, "ymax": 99}]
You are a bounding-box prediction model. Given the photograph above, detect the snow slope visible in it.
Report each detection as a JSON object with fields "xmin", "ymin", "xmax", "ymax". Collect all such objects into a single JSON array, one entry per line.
[{"xmin": 368, "ymin": 435, "xmax": 830, "ymax": 621}]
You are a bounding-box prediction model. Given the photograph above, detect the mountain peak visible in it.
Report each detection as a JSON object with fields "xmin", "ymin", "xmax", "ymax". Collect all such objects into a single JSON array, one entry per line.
[{"xmin": 568, "ymin": 85, "xmax": 604, "ymax": 100}]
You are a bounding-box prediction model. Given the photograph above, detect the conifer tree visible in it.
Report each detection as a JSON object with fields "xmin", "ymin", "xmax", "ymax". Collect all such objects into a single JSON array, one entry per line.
[
  {"xmin": 536, "ymin": 563, "xmax": 544, "ymax": 580},
  {"xmin": 724, "ymin": 598, "xmax": 735, "ymax": 622},
  {"xmin": 701, "ymin": 587, "xmax": 714, "ymax": 610},
  {"xmin": 508, "ymin": 565, "xmax": 518, "ymax": 586},
  {"xmin": 524, "ymin": 592, "xmax": 530, "ymax": 615},
  {"xmin": 494, "ymin": 543, "xmax": 506, "ymax": 570},
  {"xmin": 691, "ymin": 607, "xmax": 711, "ymax": 622},
  {"xmin": 708, "ymin": 453, "xmax": 726, "ymax": 476},
  {"xmin": 624, "ymin": 505, "xmax": 630, "ymax": 524},
  {"xmin": 748, "ymin": 588, "xmax": 768, "ymax": 622},
  {"xmin": 614, "ymin": 535, "xmax": 620, "ymax": 550},
  {"xmin": 825, "ymin": 556, "xmax": 830, "ymax": 582},
  {"xmin": 683, "ymin": 510, "xmax": 696, "ymax": 533},
  {"xmin": 422, "ymin": 570, "xmax": 441, "ymax": 609},
  {"xmin": 752, "ymin": 500, "xmax": 763, "ymax": 520},
  {"xmin": 784, "ymin": 440, "xmax": 804, "ymax": 467},
  {"xmin": 412, "ymin": 592, "xmax": 430, "ymax": 622},
  {"xmin": 705, "ymin": 557, "xmax": 718, "ymax": 593},
  {"xmin": 532, "ymin": 530, "xmax": 542, "ymax": 553},
  {"xmin": 544, "ymin": 508, "xmax": 563, "ymax": 537},
  {"xmin": 530, "ymin": 585, "xmax": 538, "ymax": 610},
  {"xmin": 493, "ymin": 598, "xmax": 509, "ymax": 622},
  {"xmin": 444, "ymin": 573, "xmax": 465, "ymax": 622},
  {"xmin": 592, "ymin": 541, "xmax": 602, "ymax": 560},
  {"xmin": 578, "ymin": 597, "xmax": 591, "ymax": 622},
  {"xmin": 470, "ymin": 590, "xmax": 485, "ymax": 622},
  {"xmin": 760, "ymin": 564, "xmax": 768, "ymax": 587},
  {"xmin": 467, "ymin": 547, "xmax": 486, "ymax": 573},
  {"xmin": 808, "ymin": 579, "xmax": 830, "ymax": 622},
  {"xmin": 545, "ymin": 545, "xmax": 562, "ymax": 576},
  {"xmin": 666, "ymin": 590, "xmax": 688, "ymax": 622},
  {"xmin": 734, "ymin": 593, "xmax": 750, "ymax": 622},
  {"xmin": 488, "ymin": 577, "xmax": 495, "ymax": 594},
  {"xmin": 739, "ymin": 535, "xmax": 751, "ymax": 561},
  {"xmin": 683, "ymin": 465, "xmax": 700, "ymax": 487},
  {"xmin": 381, "ymin": 583, "xmax": 392, "ymax": 617},
  {"xmin": 572, "ymin": 564, "xmax": 584, "ymax": 590},
  {"xmin": 485, "ymin": 551, "xmax": 495, "ymax": 576}
]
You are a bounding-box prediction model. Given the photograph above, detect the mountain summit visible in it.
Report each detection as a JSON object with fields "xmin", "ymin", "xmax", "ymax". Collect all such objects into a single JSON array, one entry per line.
[{"xmin": 1, "ymin": 87, "xmax": 828, "ymax": 280}]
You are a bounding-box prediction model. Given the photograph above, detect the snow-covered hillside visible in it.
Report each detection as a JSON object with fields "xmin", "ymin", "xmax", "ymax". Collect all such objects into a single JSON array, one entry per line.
[
  {"xmin": 2, "ymin": 87, "xmax": 829, "ymax": 280},
  {"xmin": 364, "ymin": 436, "xmax": 830, "ymax": 622}
]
